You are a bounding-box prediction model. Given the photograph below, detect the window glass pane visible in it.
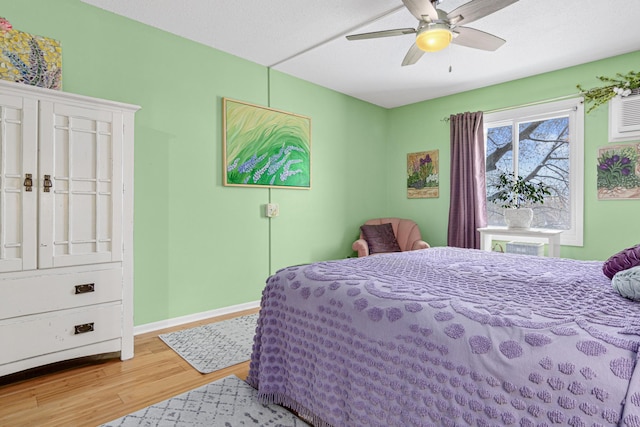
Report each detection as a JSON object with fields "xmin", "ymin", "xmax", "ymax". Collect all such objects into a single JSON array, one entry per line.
[
  {"xmin": 486, "ymin": 125, "xmax": 512, "ymax": 226},
  {"xmin": 518, "ymin": 117, "xmax": 570, "ymax": 229},
  {"xmin": 485, "ymin": 117, "xmax": 571, "ymax": 229}
]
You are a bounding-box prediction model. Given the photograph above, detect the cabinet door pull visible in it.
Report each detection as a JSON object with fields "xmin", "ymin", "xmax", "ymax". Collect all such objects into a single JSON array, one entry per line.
[
  {"xmin": 43, "ymin": 175, "xmax": 52, "ymax": 192},
  {"xmin": 24, "ymin": 173, "xmax": 33, "ymax": 191},
  {"xmin": 74, "ymin": 323, "xmax": 95, "ymax": 335},
  {"xmin": 74, "ymin": 283, "xmax": 95, "ymax": 294}
]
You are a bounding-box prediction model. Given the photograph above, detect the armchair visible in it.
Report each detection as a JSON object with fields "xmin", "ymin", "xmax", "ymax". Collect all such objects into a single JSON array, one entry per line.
[{"xmin": 352, "ymin": 217, "xmax": 430, "ymax": 257}]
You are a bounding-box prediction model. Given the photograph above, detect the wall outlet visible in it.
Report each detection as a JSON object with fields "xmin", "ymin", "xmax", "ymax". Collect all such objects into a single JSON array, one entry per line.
[{"xmin": 266, "ymin": 203, "xmax": 279, "ymax": 218}]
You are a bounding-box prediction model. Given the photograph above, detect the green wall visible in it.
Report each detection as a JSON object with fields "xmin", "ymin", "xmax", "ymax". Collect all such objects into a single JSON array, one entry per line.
[
  {"xmin": 388, "ymin": 51, "xmax": 640, "ymax": 261},
  {"xmin": 3, "ymin": 1, "xmax": 639, "ymax": 326},
  {"xmin": 3, "ymin": 0, "xmax": 389, "ymax": 325}
]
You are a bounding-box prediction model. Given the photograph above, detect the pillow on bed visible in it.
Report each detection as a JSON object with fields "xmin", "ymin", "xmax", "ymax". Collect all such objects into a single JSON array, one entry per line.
[
  {"xmin": 603, "ymin": 243, "xmax": 640, "ymax": 279},
  {"xmin": 360, "ymin": 223, "xmax": 402, "ymax": 254},
  {"xmin": 612, "ymin": 266, "xmax": 640, "ymax": 301}
]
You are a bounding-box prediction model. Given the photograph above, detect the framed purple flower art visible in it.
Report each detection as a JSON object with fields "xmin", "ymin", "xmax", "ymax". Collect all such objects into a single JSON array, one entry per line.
[
  {"xmin": 407, "ymin": 150, "xmax": 439, "ymax": 199},
  {"xmin": 597, "ymin": 143, "xmax": 640, "ymax": 200}
]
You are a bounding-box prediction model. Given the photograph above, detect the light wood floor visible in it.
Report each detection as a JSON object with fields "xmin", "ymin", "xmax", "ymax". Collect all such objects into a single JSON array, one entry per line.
[{"xmin": 0, "ymin": 307, "xmax": 260, "ymax": 427}]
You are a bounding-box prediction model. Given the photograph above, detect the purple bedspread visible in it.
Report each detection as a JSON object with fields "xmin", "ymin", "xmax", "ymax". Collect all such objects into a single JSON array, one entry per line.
[{"xmin": 247, "ymin": 247, "xmax": 640, "ymax": 427}]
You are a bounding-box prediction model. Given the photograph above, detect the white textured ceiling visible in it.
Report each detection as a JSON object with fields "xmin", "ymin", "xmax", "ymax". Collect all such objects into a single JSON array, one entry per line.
[{"xmin": 80, "ymin": 0, "xmax": 640, "ymax": 108}]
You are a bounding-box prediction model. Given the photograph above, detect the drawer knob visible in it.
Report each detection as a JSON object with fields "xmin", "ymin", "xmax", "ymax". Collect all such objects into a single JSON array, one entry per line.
[
  {"xmin": 75, "ymin": 283, "xmax": 95, "ymax": 294},
  {"xmin": 74, "ymin": 323, "xmax": 94, "ymax": 335}
]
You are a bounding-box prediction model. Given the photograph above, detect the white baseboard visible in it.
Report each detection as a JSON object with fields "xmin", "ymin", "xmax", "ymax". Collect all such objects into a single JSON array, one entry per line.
[{"xmin": 133, "ymin": 300, "xmax": 261, "ymax": 336}]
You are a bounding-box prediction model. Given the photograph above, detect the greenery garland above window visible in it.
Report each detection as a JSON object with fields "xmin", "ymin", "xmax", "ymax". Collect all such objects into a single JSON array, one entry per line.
[{"xmin": 577, "ymin": 71, "xmax": 640, "ymax": 113}]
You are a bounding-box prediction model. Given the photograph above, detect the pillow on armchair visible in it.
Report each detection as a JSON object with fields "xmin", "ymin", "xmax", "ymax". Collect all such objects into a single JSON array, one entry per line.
[
  {"xmin": 352, "ymin": 218, "xmax": 430, "ymax": 257},
  {"xmin": 359, "ymin": 223, "xmax": 402, "ymax": 255}
]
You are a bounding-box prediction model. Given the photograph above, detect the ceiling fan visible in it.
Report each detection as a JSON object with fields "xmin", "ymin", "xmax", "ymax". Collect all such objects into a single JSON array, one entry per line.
[{"xmin": 346, "ymin": 0, "xmax": 519, "ymax": 66}]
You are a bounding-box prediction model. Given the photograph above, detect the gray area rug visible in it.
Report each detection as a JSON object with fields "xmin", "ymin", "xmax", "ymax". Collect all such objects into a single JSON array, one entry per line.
[
  {"xmin": 159, "ymin": 313, "xmax": 259, "ymax": 374},
  {"xmin": 101, "ymin": 375, "xmax": 308, "ymax": 426}
]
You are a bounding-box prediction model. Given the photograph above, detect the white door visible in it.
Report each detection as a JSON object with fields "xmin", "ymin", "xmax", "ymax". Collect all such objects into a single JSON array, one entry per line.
[
  {"xmin": 0, "ymin": 94, "xmax": 38, "ymax": 273},
  {"xmin": 38, "ymin": 101, "xmax": 123, "ymax": 269}
]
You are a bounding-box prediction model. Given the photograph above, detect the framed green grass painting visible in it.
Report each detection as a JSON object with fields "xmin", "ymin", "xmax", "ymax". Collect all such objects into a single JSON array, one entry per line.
[{"xmin": 223, "ymin": 98, "xmax": 311, "ymax": 189}]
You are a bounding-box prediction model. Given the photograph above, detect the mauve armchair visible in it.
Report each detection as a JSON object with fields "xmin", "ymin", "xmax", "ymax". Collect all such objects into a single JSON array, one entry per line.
[{"xmin": 352, "ymin": 217, "xmax": 430, "ymax": 257}]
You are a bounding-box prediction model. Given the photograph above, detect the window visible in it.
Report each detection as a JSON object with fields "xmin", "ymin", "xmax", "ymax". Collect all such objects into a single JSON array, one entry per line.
[{"xmin": 484, "ymin": 98, "xmax": 584, "ymax": 246}]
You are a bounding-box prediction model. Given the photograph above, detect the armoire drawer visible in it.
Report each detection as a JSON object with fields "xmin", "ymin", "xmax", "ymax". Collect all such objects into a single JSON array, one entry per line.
[
  {"xmin": 0, "ymin": 268, "xmax": 122, "ymax": 320},
  {"xmin": 0, "ymin": 302, "xmax": 122, "ymax": 365}
]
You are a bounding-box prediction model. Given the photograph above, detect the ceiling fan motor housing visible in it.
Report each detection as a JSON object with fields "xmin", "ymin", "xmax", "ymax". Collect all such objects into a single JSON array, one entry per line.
[{"xmin": 416, "ymin": 20, "xmax": 453, "ymax": 52}]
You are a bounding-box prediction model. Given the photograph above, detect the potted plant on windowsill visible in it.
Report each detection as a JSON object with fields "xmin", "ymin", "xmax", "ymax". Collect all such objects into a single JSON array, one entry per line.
[{"xmin": 492, "ymin": 171, "xmax": 551, "ymax": 229}]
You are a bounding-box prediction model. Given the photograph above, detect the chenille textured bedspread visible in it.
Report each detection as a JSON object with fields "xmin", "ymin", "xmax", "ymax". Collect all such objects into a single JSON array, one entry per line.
[{"xmin": 247, "ymin": 247, "xmax": 640, "ymax": 427}]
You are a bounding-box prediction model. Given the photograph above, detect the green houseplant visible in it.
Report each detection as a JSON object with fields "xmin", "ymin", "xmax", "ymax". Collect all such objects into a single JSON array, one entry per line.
[{"xmin": 492, "ymin": 171, "xmax": 551, "ymax": 229}]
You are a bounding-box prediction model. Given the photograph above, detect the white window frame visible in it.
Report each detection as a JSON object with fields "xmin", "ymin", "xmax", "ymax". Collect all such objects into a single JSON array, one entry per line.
[{"xmin": 484, "ymin": 98, "xmax": 584, "ymax": 247}]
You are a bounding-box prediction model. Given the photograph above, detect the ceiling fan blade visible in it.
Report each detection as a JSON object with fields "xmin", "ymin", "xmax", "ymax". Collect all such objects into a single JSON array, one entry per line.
[
  {"xmin": 346, "ymin": 28, "xmax": 416, "ymax": 41},
  {"xmin": 401, "ymin": 43, "xmax": 425, "ymax": 66},
  {"xmin": 447, "ymin": 0, "xmax": 518, "ymax": 27},
  {"xmin": 451, "ymin": 26, "xmax": 506, "ymax": 51},
  {"xmin": 402, "ymin": 0, "xmax": 439, "ymax": 21}
]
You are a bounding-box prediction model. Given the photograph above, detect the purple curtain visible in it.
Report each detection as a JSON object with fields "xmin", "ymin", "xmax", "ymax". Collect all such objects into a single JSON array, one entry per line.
[{"xmin": 447, "ymin": 112, "xmax": 487, "ymax": 249}]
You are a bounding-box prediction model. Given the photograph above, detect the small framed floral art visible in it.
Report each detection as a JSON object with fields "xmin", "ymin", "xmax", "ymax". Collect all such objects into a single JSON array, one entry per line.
[
  {"xmin": 597, "ymin": 143, "xmax": 640, "ymax": 200},
  {"xmin": 407, "ymin": 150, "xmax": 439, "ymax": 199}
]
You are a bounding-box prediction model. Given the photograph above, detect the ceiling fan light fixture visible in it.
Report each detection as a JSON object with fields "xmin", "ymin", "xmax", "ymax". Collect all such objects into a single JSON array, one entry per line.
[{"xmin": 416, "ymin": 25, "xmax": 453, "ymax": 52}]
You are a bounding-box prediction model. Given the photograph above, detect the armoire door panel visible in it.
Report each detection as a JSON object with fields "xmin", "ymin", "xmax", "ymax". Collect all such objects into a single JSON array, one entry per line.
[
  {"xmin": 38, "ymin": 101, "xmax": 123, "ymax": 269},
  {"xmin": 0, "ymin": 94, "xmax": 38, "ymax": 273}
]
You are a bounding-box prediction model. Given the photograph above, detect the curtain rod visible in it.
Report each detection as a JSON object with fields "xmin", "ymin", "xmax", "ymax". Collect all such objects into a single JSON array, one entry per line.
[{"xmin": 440, "ymin": 93, "xmax": 583, "ymax": 122}]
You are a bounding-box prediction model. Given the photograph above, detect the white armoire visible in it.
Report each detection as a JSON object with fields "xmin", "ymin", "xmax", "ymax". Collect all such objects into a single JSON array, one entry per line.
[{"xmin": 0, "ymin": 79, "xmax": 139, "ymax": 376}]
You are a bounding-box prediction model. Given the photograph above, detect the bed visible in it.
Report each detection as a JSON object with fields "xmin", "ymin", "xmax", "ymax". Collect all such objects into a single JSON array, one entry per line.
[{"xmin": 246, "ymin": 247, "xmax": 640, "ymax": 427}]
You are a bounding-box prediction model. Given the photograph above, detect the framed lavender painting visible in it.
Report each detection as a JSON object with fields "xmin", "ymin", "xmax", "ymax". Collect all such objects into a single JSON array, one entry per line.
[
  {"xmin": 223, "ymin": 98, "xmax": 311, "ymax": 189},
  {"xmin": 407, "ymin": 150, "xmax": 439, "ymax": 198},
  {"xmin": 0, "ymin": 28, "xmax": 62, "ymax": 90}
]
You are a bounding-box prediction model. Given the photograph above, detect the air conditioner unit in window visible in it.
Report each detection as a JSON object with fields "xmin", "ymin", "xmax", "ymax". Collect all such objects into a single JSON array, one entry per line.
[{"xmin": 609, "ymin": 93, "xmax": 640, "ymax": 142}]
